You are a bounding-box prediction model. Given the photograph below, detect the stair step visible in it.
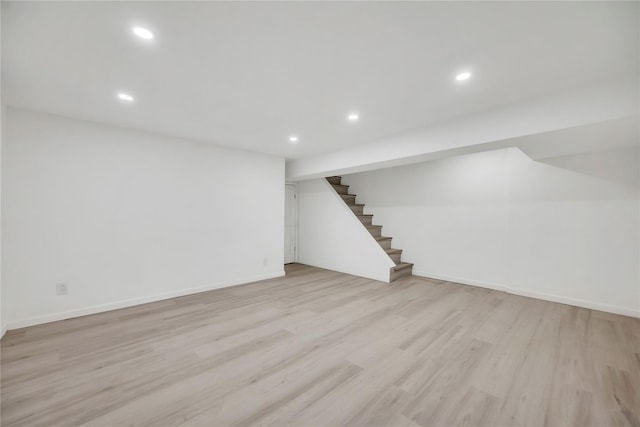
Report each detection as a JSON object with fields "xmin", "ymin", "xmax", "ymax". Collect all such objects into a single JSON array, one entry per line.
[
  {"xmin": 348, "ymin": 203, "xmax": 365, "ymax": 215},
  {"xmin": 340, "ymin": 194, "xmax": 356, "ymax": 204},
  {"xmin": 392, "ymin": 262, "xmax": 413, "ymax": 271},
  {"xmin": 366, "ymin": 224, "xmax": 383, "ymax": 237},
  {"xmin": 375, "ymin": 236, "xmax": 392, "ymax": 249},
  {"xmin": 332, "ymin": 184, "xmax": 349, "ymax": 194},
  {"xmin": 390, "ymin": 262, "xmax": 413, "ymax": 282},
  {"xmin": 385, "ymin": 248, "xmax": 403, "ymax": 264},
  {"xmin": 357, "ymin": 214, "xmax": 374, "ymax": 225},
  {"xmin": 326, "ymin": 176, "xmax": 342, "ymax": 185}
]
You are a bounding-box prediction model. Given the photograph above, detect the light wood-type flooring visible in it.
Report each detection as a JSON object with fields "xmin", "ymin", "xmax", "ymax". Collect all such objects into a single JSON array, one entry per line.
[{"xmin": 2, "ymin": 264, "xmax": 639, "ymax": 426}]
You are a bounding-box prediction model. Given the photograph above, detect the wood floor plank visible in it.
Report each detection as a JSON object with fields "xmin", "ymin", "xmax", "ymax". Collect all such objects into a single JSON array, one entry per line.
[{"xmin": 2, "ymin": 263, "xmax": 639, "ymax": 426}]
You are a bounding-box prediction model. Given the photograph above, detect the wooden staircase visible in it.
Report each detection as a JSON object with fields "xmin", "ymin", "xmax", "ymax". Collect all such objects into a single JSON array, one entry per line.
[{"xmin": 326, "ymin": 176, "xmax": 413, "ymax": 282}]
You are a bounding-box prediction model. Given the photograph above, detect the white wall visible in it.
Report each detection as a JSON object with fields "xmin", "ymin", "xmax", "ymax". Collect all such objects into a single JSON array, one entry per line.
[
  {"xmin": 0, "ymin": 103, "xmax": 4, "ymax": 338},
  {"xmin": 297, "ymin": 179, "xmax": 394, "ymax": 282},
  {"xmin": 2, "ymin": 108, "xmax": 285, "ymax": 328},
  {"xmin": 343, "ymin": 147, "xmax": 639, "ymax": 316},
  {"xmin": 1, "ymin": 0, "xmax": 4, "ymax": 338}
]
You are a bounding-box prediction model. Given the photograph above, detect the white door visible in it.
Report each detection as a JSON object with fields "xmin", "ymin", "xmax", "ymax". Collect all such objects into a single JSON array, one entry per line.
[{"xmin": 284, "ymin": 184, "xmax": 297, "ymax": 264}]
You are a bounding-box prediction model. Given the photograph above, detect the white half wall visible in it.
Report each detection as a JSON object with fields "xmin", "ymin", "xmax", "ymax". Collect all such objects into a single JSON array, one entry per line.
[
  {"xmin": 297, "ymin": 178, "xmax": 394, "ymax": 282},
  {"xmin": 2, "ymin": 108, "xmax": 285, "ymax": 329},
  {"xmin": 342, "ymin": 147, "xmax": 640, "ymax": 317}
]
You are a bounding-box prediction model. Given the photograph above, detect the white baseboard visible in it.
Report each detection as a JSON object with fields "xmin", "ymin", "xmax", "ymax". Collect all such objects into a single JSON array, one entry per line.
[
  {"xmin": 413, "ymin": 270, "xmax": 640, "ymax": 318},
  {"xmin": 6, "ymin": 271, "xmax": 286, "ymax": 330}
]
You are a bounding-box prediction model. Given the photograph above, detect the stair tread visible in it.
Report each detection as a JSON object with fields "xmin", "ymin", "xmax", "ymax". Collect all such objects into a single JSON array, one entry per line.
[
  {"xmin": 357, "ymin": 214, "xmax": 373, "ymax": 217},
  {"xmin": 366, "ymin": 224, "xmax": 382, "ymax": 228},
  {"xmin": 350, "ymin": 203, "xmax": 365, "ymax": 207},
  {"xmin": 375, "ymin": 236, "xmax": 392, "ymax": 241},
  {"xmin": 385, "ymin": 248, "xmax": 402, "ymax": 254},
  {"xmin": 326, "ymin": 176, "xmax": 342, "ymax": 185},
  {"xmin": 392, "ymin": 262, "xmax": 413, "ymax": 271}
]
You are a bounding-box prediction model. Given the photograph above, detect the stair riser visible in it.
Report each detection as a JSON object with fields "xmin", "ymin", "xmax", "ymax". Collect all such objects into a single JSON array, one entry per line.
[
  {"xmin": 368, "ymin": 227, "xmax": 382, "ymax": 237},
  {"xmin": 390, "ymin": 265, "xmax": 413, "ymax": 282},
  {"xmin": 389, "ymin": 253, "xmax": 402, "ymax": 264},
  {"xmin": 332, "ymin": 184, "xmax": 349, "ymax": 195},
  {"xmin": 358, "ymin": 216, "xmax": 373, "ymax": 225},
  {"xmin": 340, "ymin": 195, "xmax": 356, "ymax": 204},
  {"xmin": 377, "ymin": 239, "xmax": 392, "ymax": 250},
  {"xmin": 326, "ymin": 176, "xmax": 341, "ymax": 185},
  {"xmin": 349, "ymin": 205, "xmax": 364, "ymax": 215}
]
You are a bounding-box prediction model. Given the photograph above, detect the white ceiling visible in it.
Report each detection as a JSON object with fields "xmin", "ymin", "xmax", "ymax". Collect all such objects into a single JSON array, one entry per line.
[{"xmin": 2, "ymin": 1, "xmax": 638, "ymax": 159}]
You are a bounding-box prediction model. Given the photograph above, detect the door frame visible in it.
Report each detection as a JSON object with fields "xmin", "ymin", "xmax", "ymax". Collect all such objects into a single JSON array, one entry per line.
[{"xmin": 284, "ymin": 183, "xmax": 298, "ymax": 264}]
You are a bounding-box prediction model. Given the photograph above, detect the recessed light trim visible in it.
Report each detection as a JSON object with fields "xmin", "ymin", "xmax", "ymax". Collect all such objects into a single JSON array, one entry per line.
[
  {"xmin": 132, "ymin": 26, "xmax": 154, "ymax": 40},
  {"xmin": 456, "ymin": 71, "xmax": 472, "ymax": 81},
  {"xmin": 117, "ymin": 92, "xmax": 134, "ymax": 102},
  {"xmin": 347, "ymin": 113, "xmax": 360, "ymax": 122},
  {"xmin": 289, "ymin": 136, "xmax": 299, "ymax": 143}
]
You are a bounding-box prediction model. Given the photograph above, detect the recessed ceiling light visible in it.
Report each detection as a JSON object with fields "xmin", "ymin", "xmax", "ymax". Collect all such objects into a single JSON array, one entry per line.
[
  {"xmin": 456, "ymin": 71, "xmax": 472, "ymax": 81},
  {"xmin": 347, "ymin": 113, "xmax": 360, "ymax": 122},
  {"xmin": 117, "ymin": 92, "xmax": 134, "ymax": 102},
  {"xmin": 289, "ymin": 136, "xmax": 299, "ymax": 143},
  {"xmin": 132, "ymin": 26, "xmax": 154, "ymax": 40}
]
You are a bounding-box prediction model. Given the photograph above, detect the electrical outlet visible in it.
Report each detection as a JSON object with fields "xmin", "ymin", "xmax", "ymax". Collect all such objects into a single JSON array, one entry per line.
[{"xmin": 56, "ymin": 283, "xmax": 68, "ymax": 295}]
